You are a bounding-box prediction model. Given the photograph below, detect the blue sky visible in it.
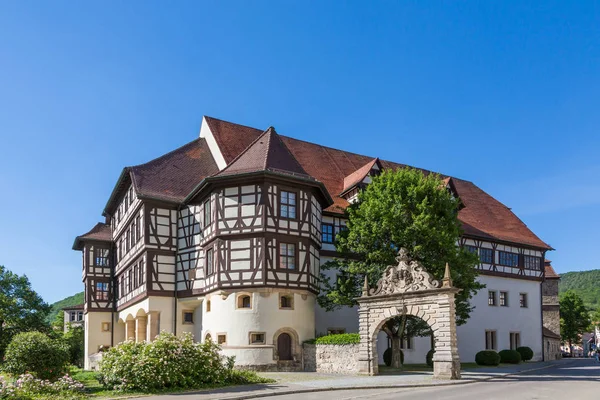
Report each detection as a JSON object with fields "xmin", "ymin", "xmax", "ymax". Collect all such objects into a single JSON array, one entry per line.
[{"xmin": 1, "ymin": 1, "xmax": 599, "ymax": 303}]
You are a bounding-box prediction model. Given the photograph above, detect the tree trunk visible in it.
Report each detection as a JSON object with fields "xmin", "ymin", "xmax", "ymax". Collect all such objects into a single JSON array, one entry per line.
[{"xmin": 391, "ymin": 336, "xmax": 402, "ymax": 368}]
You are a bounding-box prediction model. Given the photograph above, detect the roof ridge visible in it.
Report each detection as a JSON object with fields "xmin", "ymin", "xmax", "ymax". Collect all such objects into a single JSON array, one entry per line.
[
  {"xmin": 266, "ymin": 128, "xmax": 309, "ymax": 176},
  {"xmin": 218, "ymin": 127, "xmax": 272, "ymax": 175}
]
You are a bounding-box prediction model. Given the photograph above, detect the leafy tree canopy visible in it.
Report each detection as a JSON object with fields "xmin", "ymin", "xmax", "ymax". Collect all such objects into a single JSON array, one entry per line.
[
  {"xmin": 560, "ymin": 290, "xmax": 591, "ymax": 346},
  {"xmin": 0, "ymin": 265, "xmax": 51, "ymax": 358},
  {"xmin": 318, "ymin": 168, "xmax": 483, "ymax": 325}
]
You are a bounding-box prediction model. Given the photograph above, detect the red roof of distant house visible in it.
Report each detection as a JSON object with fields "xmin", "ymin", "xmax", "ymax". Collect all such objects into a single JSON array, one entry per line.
[
  {"xmin": 62, "ymin": 304, "xmax": 84, "ymax": 311},
  {"xmin": 206, "ymin": 117, "xmax": 552, "ymax": 250},
  {"xmin": 544, "ymin": 260, "xmax": 560, "ymax": 279}
]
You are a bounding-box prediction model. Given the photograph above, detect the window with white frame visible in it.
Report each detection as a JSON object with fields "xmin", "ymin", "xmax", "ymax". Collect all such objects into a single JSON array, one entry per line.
[{"xmin": 280, "ymin": 191, "xmax": 296, "ymax": 219}]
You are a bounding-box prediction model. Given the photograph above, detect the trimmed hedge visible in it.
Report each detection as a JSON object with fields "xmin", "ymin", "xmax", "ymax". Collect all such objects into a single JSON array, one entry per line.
[
  {"xmin": 2, "ymin": 331, "xmax": 70, "ymax": 381},
  {"xmin": 475, "ymin": 350, "xmax": 501, "ymax": 366},
  {"xmin": 499, "ymin": 349, "xmax": 522, "ymax": 364},
  {"xmin": 516, "ymin": 346, "xmax": 534, "ymax": 361},
  {"xmin": 383, "ymin": 348, "xmax": 404, "ymax": 366},
  {"xmin": 426, "ymin": 349, "xmax": 435, "ymax": 367},
  {"xmin": 311, "ymin": 333, "xmax": 360, "ymax": 345}
]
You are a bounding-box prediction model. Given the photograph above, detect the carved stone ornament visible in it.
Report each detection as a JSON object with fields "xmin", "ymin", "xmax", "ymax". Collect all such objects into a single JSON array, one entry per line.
[{"xmin": 368, "ymin": 248, "xmax": 441, "ymax": 296}]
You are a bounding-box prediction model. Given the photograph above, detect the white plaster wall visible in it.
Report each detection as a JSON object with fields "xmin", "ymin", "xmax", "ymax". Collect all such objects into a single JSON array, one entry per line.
[
  {"xmin": 315, "ymin": 256, "xmax": 359, "ymax": 336},
  {"xmin": 202, "ymin": 290, "xmax": 315, "ymax": 365},
  {"xmin": 456, "ymin": 275, "xmax": 543, "ymax": 362},
  {"xmin": 84, "ymin": 312, "xmax": 113, "ymax": 370},
  {"xmin": 199, "ymin": 116, "xmax": 227, "ymax": 170}
]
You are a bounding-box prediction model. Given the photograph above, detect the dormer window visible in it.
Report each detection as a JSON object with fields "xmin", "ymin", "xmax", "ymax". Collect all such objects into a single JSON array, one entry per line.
[{"xmin": 280, "ymin": 191, "xmax": 296, "ymax": 219}]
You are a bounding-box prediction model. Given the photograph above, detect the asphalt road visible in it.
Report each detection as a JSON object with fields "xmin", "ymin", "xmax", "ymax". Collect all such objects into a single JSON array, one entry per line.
[{"xmin": 267, "ymin": 359, "xmax": 599, "ymax": 400}]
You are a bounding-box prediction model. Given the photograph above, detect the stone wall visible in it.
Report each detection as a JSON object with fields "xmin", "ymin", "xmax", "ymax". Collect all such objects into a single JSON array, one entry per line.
[{"xmin": 303, "ymin": 343, "xmax": 360, "ymax": 374}]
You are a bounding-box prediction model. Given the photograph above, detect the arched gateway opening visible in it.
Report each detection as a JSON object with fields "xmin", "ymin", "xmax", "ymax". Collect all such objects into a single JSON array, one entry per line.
[{"xmin": 357, "ymin": 249, "xmax": 461, "ymax": 379}]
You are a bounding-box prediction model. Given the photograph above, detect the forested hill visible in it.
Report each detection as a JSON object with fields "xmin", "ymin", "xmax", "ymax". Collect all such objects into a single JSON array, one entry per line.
[
  {"xmin": 559, "ymin": 269, "xmax": 600, "ymax": 310},
  {"xmin": 46, "ymin": 291, "xmax": 84, "ymax": 323}
]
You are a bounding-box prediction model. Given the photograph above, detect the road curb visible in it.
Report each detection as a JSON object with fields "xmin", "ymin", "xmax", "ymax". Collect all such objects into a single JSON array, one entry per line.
[{"xmin": 209, "ymin": 361, "xmax": 566, "ymax": 400}]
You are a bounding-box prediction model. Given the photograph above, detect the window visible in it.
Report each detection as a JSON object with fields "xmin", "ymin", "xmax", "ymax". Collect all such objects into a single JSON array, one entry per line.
[
  {"xmin": 279, "ymin": 243, "xmax": 296, "ymax": 270},
  {"xmin": 280, "ymin": 191, "xmax": 296, "ymax": 219},
  {"xmin": 139, "ymin": 260, "xmax": 145, "ymax": 285},
  {"xmin": 206, "ymin": 248, "xmax": 214, "ymax": 275},
  {"xmin": 327, "ymin": 328, "xmax": 346, "ymax": 335},
  {"xmin": 523, "ymin": 255, "xmax": 540, "ymax": 270},
  {"xmin": 237, "ymin": 295, "xmax": 251, "ymax": 309},
  {"xmin": 321, "ymin": 223, "xmax": 334, "ymax": 243},
  {"xmin": 485, "ymin": 330, "xmax": 497, "ymax": 350},
  {"xmin": 479, "ymin": 248, "xmax": 493, "ymax": 264},
  {"xmin": 95, "ymin": 282, "xmax": 109, "ymax": 301},
  {"xmin": 69, "ymin": 311, "xmax": 83, "ymax": 322},
  {"xmin": 400, "ymin": 337, "xmax": 412, "ymax": 350},
  {"xmin": 280, "ymin": 295, "xmax": 293, "ymax": 309},
  {"xmin": 250, "ymin": 332, "xmax": 266, "ymax": 345},
  {"xmin": 130, "ymin": 221, "xmax": 136, "ymax": 248},
  {"xmin": 133, "ymin": 264, "xmax": 139, "ymax": 289},
  {"xmin": 95, "ymin": 248, "xmax": 110, "ymax": 266},
  {"xmin": 465, "ymin": 245, "xmax": 477, "ymax": 254},
  {"xmin": 101, "ymin": 322, "xmax": 111, "ymax": 332},
  {"xmin": 500, "ymin": 291, "xmax": 508, "ymax": 307},
  {"xmin": 128, "ymin": 269, "xmax": 133, "ymax": 292},
  {"xmin": 206, "ymin": 300, "xmax": 211, "ymax": 312},
  {"xmin": 135, "ymin": 215, "xmax": 141, "ymax": 243},
  {"xmin": 124, "ymin": 192, "xmax": 129, "ymax": 213},
  {"xmin": 488, "ymin": 290, "xmax": 497, "ymax": 306},
  {"xmin": 203, "ymin": 199, "xmax": 211, "ymax": 228},
  {"xmin": 519, "ymin": 293, "xmax": 528, "ymax": 308},
  {"xmin": 205, "ymin": 333, "xmax": 212, "ymax": 342},
  {"xmin": 125, "ymin": 230, "xmax": 130, "ymax": 252},
  {"xmin": 510, "ymin": 332, "xmax": 521, "ymax": 350},
  {"xmin": 77, "ymin": 311, "xmax": 83, "ymax": 321},
  {"xmin": 217, "ymin": 334, "xmax": 227, "ymax": 345},
  {"xmin": 499, "ymin": 251, "xmax": 519, "ymax": 267},
  {"xmin": 183, "ymin": 311, "xmax": 194, "ymax": 324}
]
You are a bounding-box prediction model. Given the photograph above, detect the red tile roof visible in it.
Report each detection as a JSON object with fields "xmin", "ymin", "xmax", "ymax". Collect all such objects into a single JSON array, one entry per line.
[
  {"xmin": 544, "ymin": 260, "xmax": 560, "ymax": 279},
  {"xmin": 206, "ymin": 117, "xmax": 552, "ymax": 250},
  {"xmin": 130, "ymin": 138, "xmax": 219, "ymax": 203},
  {"xmin": 217, "ymin": 127, "xmax": 310, "ymax": 178},
  {"xmin": 62, "ymin": 304, "xmax": 84, "ymax": 311},
  {"xmin": 342, "ymin": 158, "xmax": 379, "ymax": 194},
  {"xmin": 72, "ymin": 222, "xmax": 112, "ymax": 250}
]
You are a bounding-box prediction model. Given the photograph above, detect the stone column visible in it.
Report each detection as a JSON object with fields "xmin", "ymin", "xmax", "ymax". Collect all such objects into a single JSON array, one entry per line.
[
  {"xmin": 136, "ymin": 316, "xmax": 147, "ymax": 343},
  {"xmin": 357, "ymin": 306, "xmax": 375, "ymax": 375},
  {"xmin": 125, "ymin": 319, "xmax": 136, "ymax": 341},
  {"xmin": 146, "ymin": 312, "xmax": 160, "ymax": 342},
  {"xmin": 432, "ymin": 293, "xmax": 461, "ymax": 379}
]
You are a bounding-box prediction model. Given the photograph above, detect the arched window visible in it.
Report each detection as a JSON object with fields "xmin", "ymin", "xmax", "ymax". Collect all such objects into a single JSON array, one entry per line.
[
  {"xmin": 205, "ymin": 333, "xmax": 212, "ymax": 342},
  {"xmin": 206, "ymin": 300, "xmax": 211, "ymax": 312},
  {"xmin": 280, "ymin": 295, "xmax": 293, "ymax": 309},
  {"xmin": 238, "ymin": 295, "xmax": 251, "ymax": 309}
]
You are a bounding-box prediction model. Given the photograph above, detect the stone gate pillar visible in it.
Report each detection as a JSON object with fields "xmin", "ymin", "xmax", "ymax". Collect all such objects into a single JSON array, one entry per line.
[{"xmin": 431, "ymin": 292, "xmax": 461, "ymax": 379}]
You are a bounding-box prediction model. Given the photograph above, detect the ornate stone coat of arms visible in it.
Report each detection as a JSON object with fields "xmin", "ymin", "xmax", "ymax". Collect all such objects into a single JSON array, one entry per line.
[{"xmin": 368, "ymin": 248, "xmax": 442, "ymax": 296}]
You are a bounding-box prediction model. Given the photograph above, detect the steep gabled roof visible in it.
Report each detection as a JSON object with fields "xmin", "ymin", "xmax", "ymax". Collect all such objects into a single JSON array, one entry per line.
[
  {"xmin": 72, "ymin": 222, "xmax": 112, "ymax": 250},
  {"xmin": 103, "ymin": 138, "xmax": 219, "ymax": 215},
  {"xmin": 341, "ymin": 158, "xmax": 379, "ymax": 195},
  {"xmin": 205, "ymin": 116, "xmax": 552, "ymax": 250},
  {"xmin": 217, "ymin": 127, "xmax": 310, "ymax": 178}
]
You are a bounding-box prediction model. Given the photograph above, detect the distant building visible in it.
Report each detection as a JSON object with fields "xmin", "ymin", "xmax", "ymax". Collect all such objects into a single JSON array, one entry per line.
[
  {"xmin": 542, "ymin": 260, "xmax": 561, "ymax": 360},
  {"xmin": 62, "ymin": 304, "xmax": 85, "ymax": 333},
  {"xmin": 73, "ymin": 116, "xmax": 553, "ymax": 370}
]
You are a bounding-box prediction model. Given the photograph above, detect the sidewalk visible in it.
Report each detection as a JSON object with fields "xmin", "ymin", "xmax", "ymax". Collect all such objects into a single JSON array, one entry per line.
[{"xmin": 144, "ymin": 359, "xmax": 566, "ymax": 400}]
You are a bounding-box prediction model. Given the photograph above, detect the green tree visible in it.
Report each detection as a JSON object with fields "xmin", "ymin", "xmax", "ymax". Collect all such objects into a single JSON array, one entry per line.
[
  {"xmin": 560, "ymin": 290, "xmax": 591, "ymax": 350},
  {"xmin": 589, "ymin": 308, "xmax": 600, "ymax": 329},
  {"xmin": 318, "ymin": 168, "xmax": 483, "ymax": 367},
  {"xmin": 62, "ymin": 325, "xmax": 85, "ymax": 367},
  {"xmin": 0, "ymin": 265, "xmax": 51, "ymax": 359}
]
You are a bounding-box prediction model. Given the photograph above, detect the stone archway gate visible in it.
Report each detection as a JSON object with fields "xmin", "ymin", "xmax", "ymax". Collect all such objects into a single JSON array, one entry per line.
[{"xmin": 357, "ymin": 249, "xmax": 461, "ymax": 379}]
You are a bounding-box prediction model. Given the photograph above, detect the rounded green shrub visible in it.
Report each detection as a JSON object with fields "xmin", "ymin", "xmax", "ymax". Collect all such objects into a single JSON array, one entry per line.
[
  {"xmin": 98, "ymin": 332, "xmax": 265, "ymax": 392},
  {"xmin": 313, "ymin": 333, "xmax": 360, "ymax": 345},
  {"xmin": 426, "ymin": 349, "xmax": 435, "ymax": 367},
  {"xmin": 516, "ymin": 346, "xmax": 534, "ymax": 361},
  {"xmin": 383, "ymin": 348, "xmax": 403, "ymax": 367},
  {"xmin": 475, "ymin": 350, "xmax": 501, "ymax": 366},
  {"xmin": 3, "ymin": 331, "xmax": 69, "ymax": 380},
  {"xmin": 499, "ymin": 349, "xmax": 522, "ymax": 364}
]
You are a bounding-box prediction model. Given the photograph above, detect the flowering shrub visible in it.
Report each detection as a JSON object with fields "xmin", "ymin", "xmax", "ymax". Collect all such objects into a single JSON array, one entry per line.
[
  {"xmin": 98, "ymin": 332, "xmax": 264, "ymax": 392},
  {"xmin": 0, "ymin": 373, "xmax": 84, "ymax": 399},
  {"xmin": 3, "ymin": 331, "xmax": 69, "ymax": 380}
]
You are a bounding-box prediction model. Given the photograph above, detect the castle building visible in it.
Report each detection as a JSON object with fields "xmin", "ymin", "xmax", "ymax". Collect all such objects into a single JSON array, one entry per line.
[{"xmin": 73, "ymin": 116, "xmax": 552, "ymax": 370}]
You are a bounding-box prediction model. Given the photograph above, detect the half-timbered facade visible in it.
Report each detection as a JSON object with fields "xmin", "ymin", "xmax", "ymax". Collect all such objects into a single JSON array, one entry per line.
[{"xmin": 73, "ymin": 116, "xmax": 552, "ymax": 369}]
